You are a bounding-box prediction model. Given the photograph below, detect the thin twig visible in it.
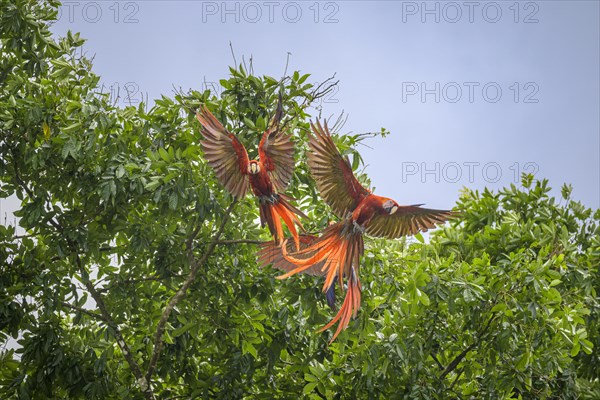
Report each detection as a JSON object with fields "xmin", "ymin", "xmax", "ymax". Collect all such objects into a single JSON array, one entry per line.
[
  {"xmin": 229, "ymin": 41, "xmax": 237, "ymax": 67},
  {"xmin": 60, "ymin": 301, "xmax": 106, "ymax": 321},
  {"xmin": 13, "ymin": 233, "xmax": 37, "ymax": 239},
  {"xmin": 283, "ymin": 52, "xmax": 292, "ymax": 78}
]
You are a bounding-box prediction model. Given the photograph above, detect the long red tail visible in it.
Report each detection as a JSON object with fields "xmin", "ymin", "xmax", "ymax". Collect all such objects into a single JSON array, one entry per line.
[
  {"xmin": 273, "ymin": 221, "xmax": 364, "ymax": 342},
  {"xmin": 318, "ymin": 268, "xmax": 361, "ymax": 343},
  {"xmin": 259, "ymin": 194, "xmax": 305, "ymax": 250}
]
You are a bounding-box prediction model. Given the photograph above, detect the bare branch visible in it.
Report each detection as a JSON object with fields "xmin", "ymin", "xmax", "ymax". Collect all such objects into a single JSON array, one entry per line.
[
  {"xmin": 305, "ymin": 74, "xmax": 339, "ymax": 108},
  {"xmin": 13, "ymin": 233, "xmax": 37, "ymax": 239},
  {"xmin": 145, "ymin": 200, "xmax": 237, "ymax": 385}
]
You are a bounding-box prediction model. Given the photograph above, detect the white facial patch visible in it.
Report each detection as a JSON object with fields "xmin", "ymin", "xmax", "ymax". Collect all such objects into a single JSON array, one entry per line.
[{"xmin": 249, "ymin": 163, "xmax": 260, "ymax": 174}]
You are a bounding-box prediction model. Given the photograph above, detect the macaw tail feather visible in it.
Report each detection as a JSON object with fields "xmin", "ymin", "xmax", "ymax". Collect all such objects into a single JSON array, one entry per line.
[
  {"xmin": 318, "ymin": 270, "xmax": 361, "ymax": 343},
  {"xmin": 258, "ymin": 235, "xmax": 336, "ymax": 310},
  {"xmin": 325, "ymin": 276, "xmax": 337, "ymax": 310},
  {"xmin": 260, "ymin": 195, "xmax": 305, "ymax": 250}
]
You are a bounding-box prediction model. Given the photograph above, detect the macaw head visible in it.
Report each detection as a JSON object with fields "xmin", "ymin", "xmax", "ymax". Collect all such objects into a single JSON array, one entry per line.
[
  {"xmin": 382, "ymin": 199, "xmax": 399, "ymax": 215},
  {"xmin": 248, "ymin": 160, "xmax": 261, "ymax": 175}
]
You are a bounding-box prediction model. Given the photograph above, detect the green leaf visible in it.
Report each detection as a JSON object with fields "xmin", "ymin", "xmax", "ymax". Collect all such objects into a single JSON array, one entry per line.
[
  {"xmin": 158, "ymin": 147, "xmax": 171, "ymax": 162},
  {"xmin": 169, "ymin": 192, "xmax": 178, "ymax": 210},
  {"xmin": 303, "ymin": 382, "xmax": 318, "ymax": 395},
  {"xmin": 145, "ymin": 179, "xmax": 161, "ymax": 191},
  {"xmin": 419, "ymin": 291, "xmax": 431, "ymax": 306},
  {"xmin": 242, "ymin": 341, "xmax": 258, "ymax": 359},
  {"xmin": 571, "ymin": 342, "xmax": 581, "ymax": 357},
  {"xmin": 62, "ymin": 121, "xmax": 82, "ymax": 134},
  {"xmin": 515, "ymin": 352, "xmax": 529, "ymax": 371},
  {"xmin": 414, "ymin": 232, "xmax": 424, "ymax": 244},
  {"xmin": 352, "ymin": 153, "xmax": 360, "ymax": 171},
  {"xmin": 172, "ymin": 322, "xmax": 196, "ymax": 337}
]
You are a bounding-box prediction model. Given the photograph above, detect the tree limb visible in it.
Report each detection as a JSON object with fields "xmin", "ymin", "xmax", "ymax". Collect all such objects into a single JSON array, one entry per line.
[
  {"xmin": 74, "ymin": 252, "xmax": 154, "ymax": 398},
  {"xmin": 145, "ymin": 200, "xmax": 237, "ymax": 385},
  {"xmin": 216, "ymin": 239, "xmax": 265, "ymax": 245}
]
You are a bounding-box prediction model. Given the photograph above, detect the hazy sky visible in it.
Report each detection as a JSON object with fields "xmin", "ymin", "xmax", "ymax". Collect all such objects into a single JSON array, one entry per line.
[{"xmin": 2, "ymin": 1, "xmax": 599, "ymax": 225}]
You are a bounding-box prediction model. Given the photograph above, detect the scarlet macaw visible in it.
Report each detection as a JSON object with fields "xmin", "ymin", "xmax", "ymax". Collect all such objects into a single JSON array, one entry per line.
[
  {"xmin": 196, "ymin": 99, "xmax": 305, "ymax": 249},
  {"xmin": 260, "ymin": 120, "xmax": 454, "ymax": 342}
]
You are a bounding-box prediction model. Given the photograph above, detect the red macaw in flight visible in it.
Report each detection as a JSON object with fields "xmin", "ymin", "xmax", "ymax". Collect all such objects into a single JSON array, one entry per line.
[
  {"xmin": 196, "ymin": 98, "xmax": 305, "ymax": 249},
  {"xmin": 260, "ymin": 120, "xmax": 454, "ymax": 342}
]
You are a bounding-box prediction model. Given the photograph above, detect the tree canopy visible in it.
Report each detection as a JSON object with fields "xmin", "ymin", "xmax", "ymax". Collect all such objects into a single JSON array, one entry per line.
[{"xmin": 1, "ymin": 1, "xmax": 599, "ymax": 399}]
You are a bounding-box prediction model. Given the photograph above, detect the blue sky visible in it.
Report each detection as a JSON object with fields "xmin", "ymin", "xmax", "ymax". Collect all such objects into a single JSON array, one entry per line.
[{"xmin": 3, "ymin": 1, "xmax": 598, "ymax": 223}]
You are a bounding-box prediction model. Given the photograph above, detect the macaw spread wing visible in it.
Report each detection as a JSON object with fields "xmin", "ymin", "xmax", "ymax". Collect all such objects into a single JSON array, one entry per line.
[
  {"xmin": 197, "ymin": 105, "xmax": 249, "ymax": 198},
  {"xmin": 308, "ymin": 120, "xmax": 370, "ymax": 218},
  {"xmin": 258, "ymin": 94, "xmax": 295, "ymax": 193},
  {"xmin": 366, "ymin": 205, "xmax": 454, "ymax": 239}
]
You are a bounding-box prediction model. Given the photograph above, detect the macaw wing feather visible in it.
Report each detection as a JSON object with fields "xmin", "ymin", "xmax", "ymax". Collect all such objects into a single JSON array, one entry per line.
[
  {"xmin": 366, "ymin": 205, "xmax": 455, "ymax": 239},
  {"xmin": 308, "ymin": 120, "xmax": 370, "ymax": 218},
  {"xmin": 197, "ymin": 105, "xmax": 249, "ymax": 198},
  {"xmin": 258, "ymin": 93, "xmax": 295, "ymax": 193}
]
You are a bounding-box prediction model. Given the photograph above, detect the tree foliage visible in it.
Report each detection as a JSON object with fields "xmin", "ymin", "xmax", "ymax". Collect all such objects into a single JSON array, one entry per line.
[{"xmin": 1, "ymin": 1, "xmax": 599, "ymax": 399}]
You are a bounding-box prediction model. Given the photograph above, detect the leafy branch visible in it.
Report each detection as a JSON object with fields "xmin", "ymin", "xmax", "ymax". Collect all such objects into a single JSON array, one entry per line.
[
  {"xmin": 7, "ymin": 157, "xmax": 154, "ymax": 397},
  {"xmin": 439, "ymin": 314, "xmax": 497, "ymax": 381},
  {"xmin": 145, "ymin": 200, "xmax": 238, "ymax": 386}
]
